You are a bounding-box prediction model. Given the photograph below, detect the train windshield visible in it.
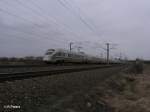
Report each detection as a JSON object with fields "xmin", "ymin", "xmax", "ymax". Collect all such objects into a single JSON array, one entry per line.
[
  {"xmin": 45, "ymin": 52, "xmax": 53, "ymax": 55},
  {"xmin": 45, "ymin": 51, "xmax": 54, "ymax": 55},
  {"xmin": 45, "ymin": 49, "xmax": 55, "ymax": 55}
]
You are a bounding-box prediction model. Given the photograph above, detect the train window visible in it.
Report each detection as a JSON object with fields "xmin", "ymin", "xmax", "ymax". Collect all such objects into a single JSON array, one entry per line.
[
  {"xmin": 61, "ymin": 53, "xmax": 65, "ymax": 56},
  {"xmin": 68, "ymin": 53, "xmax": 74, "ymax": 57},
  {"xmin": 60, "ymin": 53, "xmax": 64, "ymax": 56},
  {"xmin": 54, "ymin": 52, "xmax": 61, "ymax": 56},
  {"xmin": 55, "ymin": 52, "xmax": 66, "ymax": 57},
  {"xmin": 45, "ymin": 52, "xmax": 53, "ymax": 55},
  {"xmin": 58, "ymin": 53, "xmax": 62, "ymax": 56},
  {"xmin": 68, "ymin": 54, "xmax": 71, "ymax": 57}
]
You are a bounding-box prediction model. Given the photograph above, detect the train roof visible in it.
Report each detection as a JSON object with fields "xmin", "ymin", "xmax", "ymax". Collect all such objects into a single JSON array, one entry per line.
[
  {"xmin": 46, "ymin": 48, "xmax": 105, "ymax": 59},
  {"xmin": 47, "ymin": 48, "xmax": 85, "ymax": 55}
]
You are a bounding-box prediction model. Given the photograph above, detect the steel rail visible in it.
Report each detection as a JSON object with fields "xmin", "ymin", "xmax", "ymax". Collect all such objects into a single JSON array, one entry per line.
[
  {"xmin": 0, "ymin": 64, "xmax": 108, "ymax": 68},
  {"xmin": 0, "ymin": 65, "xmax": 117, "ymax": 82},
  {"xmin": 0, "ymin": 64, "xmax": 49, "ymax": 68}
]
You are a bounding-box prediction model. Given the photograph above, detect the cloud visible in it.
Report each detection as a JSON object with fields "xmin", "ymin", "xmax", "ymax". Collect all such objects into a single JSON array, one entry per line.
[{"xmin": 0, "ymin": 0, "xmax": 150, "ymax": 59}]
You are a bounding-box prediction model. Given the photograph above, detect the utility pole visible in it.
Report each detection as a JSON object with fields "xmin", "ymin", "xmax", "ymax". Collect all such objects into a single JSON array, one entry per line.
[
  {"xmin": 119, "ymin": 52, "xmax": 122, "ymax": 60},
  {"xmin": 92, "ymin": 42, "xmax": 118, "ymax": 64},
  {"xmin": 106, "ymin": 43, "xmax": 110, "ymax": 64},
  {"xmin": 69, "ymin": 42, "xmax": 73, "ymax": 51},
  {"xmin": 101, "ymin": 43, "xmax": 117, "ymax": 64}
]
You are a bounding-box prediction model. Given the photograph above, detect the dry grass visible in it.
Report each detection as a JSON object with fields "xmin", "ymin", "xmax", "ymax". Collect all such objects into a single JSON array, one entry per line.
[{"xmin": 98, "ymin": 65, "xmax": 150, "ymax": 112}]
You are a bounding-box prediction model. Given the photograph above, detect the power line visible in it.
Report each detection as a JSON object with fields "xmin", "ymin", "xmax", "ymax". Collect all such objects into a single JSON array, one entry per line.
[
  {"xmin": 64, "ymin": 0, "xmax": 101, "ymax": 35},
  {"xmin": 10, "ymin": 0, "xmax": 72, "ymax": 43},
  {"xmin": 1, "ymin": 0, "xmax": 98, "ymax": 46},
  {"xmin": 0, "ymin": 33, "xmax": 65, "ymax": 54},
  {"xmin": 57, "ymin": 0, "xmax": 101, "ymax": 38},
  {"xmin": 19, "ymin": 0, "xmax": 85, "ymax": 42},
  {"xmin": 32, "ymin": 0, "xmax": 89, "ymax": 41},
  {"xmin": 0, "ymin": 25, "xmax": 64, "ymax": 46},
  {"xmin": 0, "ymin": 0, "xmax": 102, "ymax": 49},
  {"xmin": 0, "ymin": 3, "xmax": 70, "ymax": 44}
]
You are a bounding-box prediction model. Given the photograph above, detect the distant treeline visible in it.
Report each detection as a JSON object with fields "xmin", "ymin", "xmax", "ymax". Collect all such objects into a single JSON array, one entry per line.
[
  {"xmin": 0, "ymin": 56, "xmax": 43, "ymax": 61},
  {"xmin": 128, "ymin": 60, "xmax": 150, "ymax": 64},
  {"xmin": 0, "ymin": 56, "xmax": 44, "ymax": 65}
]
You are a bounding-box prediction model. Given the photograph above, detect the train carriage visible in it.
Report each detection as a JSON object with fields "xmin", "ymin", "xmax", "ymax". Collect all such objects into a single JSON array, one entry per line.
[
  {"xmin": 43, "ymin": 49, "xmax": 85, "ymax": 63},
  {"xmin": 43, "ymin": 48, "xmax": 121, "ymax": 64}
]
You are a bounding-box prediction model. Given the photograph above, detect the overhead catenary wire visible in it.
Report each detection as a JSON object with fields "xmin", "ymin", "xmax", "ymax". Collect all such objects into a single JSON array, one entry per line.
[
  {"xmin": 15, "ymin": 0, "xmax": 85, "ymax": 42},
  {"xmin": 0, "ymin": 22, "xmax": 65, "ymax": 47},
  {"xmin": 0, "ymin": 0, "xmax": 100, "ymax": 45},
  {"xmin": 56, "ymin": 0, "xmax": 102, "ymax": 38},
  {"xmin": 0, "ymin": 0, "xmax": 82, "ymax": 45},
  {"xmin": 0, "ymin": 8, "xmax": 70, "ymax": 45},
  {"xmin": 0, "ymin": 0, "xmax": 106, "ymax": 51},
  {"xmin": 0, "ymin": 0, "xmax": 72, "ymax": 44},
  {"xmin": 29, "ymin": 0, "xmax": 87, "ymax": 41},
  {"xmin": 0, "ymin": 32, "xmax": 65, "ymax": 48},
  {"xmin": 63, "ymin": 0, "xmax": 101, "ymax": 35}
]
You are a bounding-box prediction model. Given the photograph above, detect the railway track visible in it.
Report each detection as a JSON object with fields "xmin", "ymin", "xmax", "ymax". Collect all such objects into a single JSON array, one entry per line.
[
  {"xmin": 0, "ymin": 63, "xmax": 108, "ymax": 68},
  {"xmin": 0, "ymin": 64, "xmax": 90, "ymax": 73},
  {"xmin": 0, "ymin": 64, "xmax": 49, "ymax": 68},
  {"xmin": 0, "ymin": 64, "xmax": 120, "ymax": 82}
]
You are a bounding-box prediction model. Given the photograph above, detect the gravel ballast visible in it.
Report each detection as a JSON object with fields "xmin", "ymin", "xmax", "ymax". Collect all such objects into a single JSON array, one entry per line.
[{"xmin": 0, "ymin": 67, "xmax": 122, "ymax": 112}]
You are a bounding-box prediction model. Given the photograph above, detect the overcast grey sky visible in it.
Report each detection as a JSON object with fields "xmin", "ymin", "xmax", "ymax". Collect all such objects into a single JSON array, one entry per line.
[{"xmin": 0, "ymin": 0, "xmax": 150, "ymax": 59}]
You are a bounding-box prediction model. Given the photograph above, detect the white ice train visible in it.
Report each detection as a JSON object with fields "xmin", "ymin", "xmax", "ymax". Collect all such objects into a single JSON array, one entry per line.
[
  {"xmin": 43, "ymin": 48, "xmax": 106, "ymax": 64},
  {"xmin": 43, "ymin": 48, "xmax": 123, "ymax": 64}
]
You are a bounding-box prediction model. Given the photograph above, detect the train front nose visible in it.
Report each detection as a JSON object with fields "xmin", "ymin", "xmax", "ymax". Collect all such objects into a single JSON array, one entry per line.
[{"xmin": 43, "ymin": 55, "xmax": 51, "ymax": 61}]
